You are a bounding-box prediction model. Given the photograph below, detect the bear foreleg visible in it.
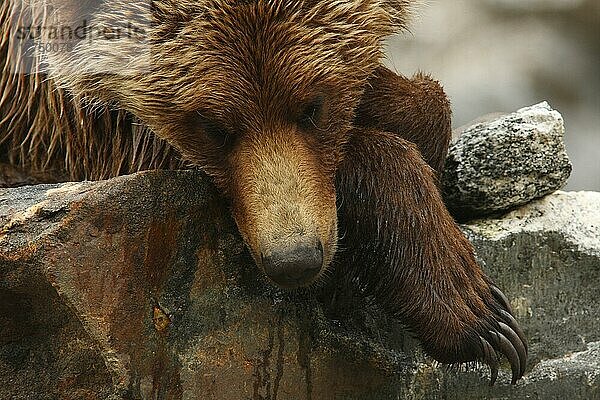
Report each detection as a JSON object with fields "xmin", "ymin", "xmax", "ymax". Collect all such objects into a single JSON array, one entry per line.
[{"xmin": 335, "ymin": 128, "xmax": 527, "ymax": 384}]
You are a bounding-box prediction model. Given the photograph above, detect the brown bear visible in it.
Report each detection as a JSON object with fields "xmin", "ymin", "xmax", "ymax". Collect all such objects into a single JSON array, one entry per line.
[{"xmin": 0, "ymin": 0, "xmax": 527, "ymax": 384}]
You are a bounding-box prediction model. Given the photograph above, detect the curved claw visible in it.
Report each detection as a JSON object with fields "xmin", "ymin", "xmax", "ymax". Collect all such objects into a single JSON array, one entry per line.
[
  {"xmin": 480, "ymin": 336, "xmax": 499, "ymax": 386},
  {"xmin": 498, "ymin": 321, "xmax": 527, "ymax": 377},
  {"xmin": 490, "ymin": 330, "xmax": 522, "ymax": 384},
  {"xmin": 499, "ymin": 309, "xmax": 528, "ymax": 353},
  {"xmin": 491, "ymin": 285, "xmax": 513, "ymax": 315}
]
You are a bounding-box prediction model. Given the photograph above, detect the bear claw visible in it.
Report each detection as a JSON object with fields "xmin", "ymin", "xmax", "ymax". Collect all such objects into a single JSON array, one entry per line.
[
  {"xmin": 498, "ymin": 309, "xmax": 528, "ymax": 353},
  {"xmin": 491, "ymin": 284, "xmax": 513, "ymax": 314},
  {"xmin": 477, "ymin": 286, "xmax": 528, "ymax": 385},
  {"xmin": 491, "ymin": 330, "xmax": 521, "ymax": 384},
  {"xmin": 480, "ymin": 316, "xmax": 527, "ymax": 385},
  {"xmin": 499, "ymin": 322, "xmax": 527, "ymax": 380},
  {"xmin": 479, "ymin": 336, "xmax": 499, "ymax": 385}
]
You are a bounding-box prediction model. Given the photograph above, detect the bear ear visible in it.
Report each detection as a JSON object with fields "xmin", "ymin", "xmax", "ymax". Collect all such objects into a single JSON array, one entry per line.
[
  {"xmin": 300, "ymin": 0, "xmax": 415, "ymax": 35},
  {"xmin": 384, "ymin": 0, "xmax": 418, "ymax": 30},
  {"xmin": 292, "ymin": 0, "xmax": 415, "ymax": 77}
]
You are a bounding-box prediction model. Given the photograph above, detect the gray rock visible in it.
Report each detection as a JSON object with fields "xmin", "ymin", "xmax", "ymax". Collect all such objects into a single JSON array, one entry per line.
[
  {"xmin": 1, "ymin": 172, "xmax": 598, "ymax": 399},
  {"xmin": 450, "ymin": 191, "xmax": 600, "ymax": 399},
  {"xmin": 443, "ymin": 102, "xmax": 572, "ymax": 220},
  {"xmin": 463, "ymin": 191, "xmax": 600, "ymax": 363},
  {"xmin": 389, "ymin": 191, "xmax": 600, "ymax": 399},
  {"xmin": 386, "ymin": 1, "xmax": 600, "ymax": 191},
  {"xmin": 431, "ymin": 342, "xmax": 600, "ymax": 400}
]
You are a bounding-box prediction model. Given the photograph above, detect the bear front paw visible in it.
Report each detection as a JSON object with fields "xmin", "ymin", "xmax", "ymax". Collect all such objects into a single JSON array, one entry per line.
[{"xmin": 424, "ymin": 283, "xmax": 528, "ymax": 385}]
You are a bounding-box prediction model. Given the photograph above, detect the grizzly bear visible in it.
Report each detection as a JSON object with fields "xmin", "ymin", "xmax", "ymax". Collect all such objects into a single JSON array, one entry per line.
[{"xmin": 0, "ymin": 0, "xmax": 527, "ymax": 384}]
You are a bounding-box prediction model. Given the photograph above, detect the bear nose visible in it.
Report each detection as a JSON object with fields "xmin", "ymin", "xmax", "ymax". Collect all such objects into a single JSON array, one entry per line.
[{"xmin": 262, "ymin": 241, "xmax": 323, "ymax": 288}]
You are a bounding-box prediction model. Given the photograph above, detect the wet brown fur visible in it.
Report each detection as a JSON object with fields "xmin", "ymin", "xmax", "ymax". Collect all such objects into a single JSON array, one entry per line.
[{"xmin": 0, "ymin": 0, "xmax": 526, "ymax": 383}]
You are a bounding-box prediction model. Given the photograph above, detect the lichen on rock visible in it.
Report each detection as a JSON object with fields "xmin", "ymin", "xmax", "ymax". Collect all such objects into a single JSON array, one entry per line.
[{"xmin": 442, "ymin": 102, "xmax": 572, "ymax": 220}]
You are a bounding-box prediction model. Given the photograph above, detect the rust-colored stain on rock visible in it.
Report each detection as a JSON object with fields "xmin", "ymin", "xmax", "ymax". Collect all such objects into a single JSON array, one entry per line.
[{"xmin": 153, "ymin": 304, "xmax": 172, "ymax": 333}]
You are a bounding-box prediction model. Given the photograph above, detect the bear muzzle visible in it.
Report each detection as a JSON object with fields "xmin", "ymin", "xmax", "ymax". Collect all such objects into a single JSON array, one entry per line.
[
  {"xmin": 261, "ymin": 239, "xmax": 324, "ymax": 288},
  {"xmin": 227, "ymin": 129, "xmax": 338, "ymax": 289}
]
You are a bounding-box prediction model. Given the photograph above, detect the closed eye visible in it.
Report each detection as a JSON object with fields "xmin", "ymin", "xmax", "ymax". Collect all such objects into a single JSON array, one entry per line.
[
  {"xmin": 194, "ymin": 111, "xmax": 232, "ymax": 148},
  {"xmin": 297, "ymin": 95, "xmax": 325, "ymax": 131}
]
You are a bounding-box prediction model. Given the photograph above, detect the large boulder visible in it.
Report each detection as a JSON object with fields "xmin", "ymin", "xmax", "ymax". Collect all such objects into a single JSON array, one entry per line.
[
  {"xmin": 0, "ymin": 171, "xmax": 420, "ymax": 400},
  {"xmin": 442, "ymin": 102, "xmax": 572, "ymax": 220},
  {"xmin": 1, "ymin": 171, "xmax": 598, "ymax": 399}
]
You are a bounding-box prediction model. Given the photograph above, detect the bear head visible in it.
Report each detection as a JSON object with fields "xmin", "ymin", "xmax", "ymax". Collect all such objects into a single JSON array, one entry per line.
[{"xmin": 22, "ymin": 0, "xmax": 412, "ymax": 287}]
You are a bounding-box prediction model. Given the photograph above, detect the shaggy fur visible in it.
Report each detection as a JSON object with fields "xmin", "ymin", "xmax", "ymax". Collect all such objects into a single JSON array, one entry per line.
[
  {"xmin": 0, "ymin": 0, "xmax": 186, "ymax": 182},
  {"xmin": 0, "ymin": 0, "xmax": 527, "ymax": 385}
]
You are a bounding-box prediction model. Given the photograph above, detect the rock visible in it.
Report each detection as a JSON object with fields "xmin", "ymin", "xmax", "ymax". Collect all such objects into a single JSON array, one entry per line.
[
  {"xmin": 442, "ymin": 102, "xmax": 572, "ymax": 220},
  {"xmin": 0, "ymin": 171, "xmax": 419, "ymax": 399},
  {"xmin": 398, "ymin": 191, "xmax": 600, "ymax": 399},
  {"xmin": 1, "ymin": 172, "xmax": 598, "ymax": 399},
  {"xmin": 434, "ymin": 342, "xmax": 600, "ymax": 400},
  {"xmin": 463, "ymin": 191, "xmax": 600, "ymax": 364}
]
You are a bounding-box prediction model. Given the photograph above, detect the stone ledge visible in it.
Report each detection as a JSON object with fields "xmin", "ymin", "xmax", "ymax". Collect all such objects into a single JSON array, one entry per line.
[{"xmin": 1, "ymin": 172, "xmax": 598, "ymax": 399}]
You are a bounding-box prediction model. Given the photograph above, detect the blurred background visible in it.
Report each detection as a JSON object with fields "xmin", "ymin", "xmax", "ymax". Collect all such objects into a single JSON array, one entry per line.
[{"xmin": 385, "ymin": 0, "xmax": 599, "ymax": 190}]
